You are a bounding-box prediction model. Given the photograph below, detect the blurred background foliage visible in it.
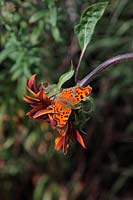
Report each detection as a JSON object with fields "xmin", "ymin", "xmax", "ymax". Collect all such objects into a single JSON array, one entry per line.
[{"xmin": 0, "ymin": 0, "xmax": 133, "ymax": 199}]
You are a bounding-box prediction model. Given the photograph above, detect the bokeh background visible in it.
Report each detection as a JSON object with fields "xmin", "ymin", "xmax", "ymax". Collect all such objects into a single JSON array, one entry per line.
[{"xmin": 0, "ymin": 0, "xmax": 132, "ymax": 199}]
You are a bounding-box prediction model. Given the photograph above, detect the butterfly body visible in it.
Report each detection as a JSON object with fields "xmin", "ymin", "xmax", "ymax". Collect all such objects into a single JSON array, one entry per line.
[
  {"xmin": 34, "ymin": 85, "xmax": 92, "ymax": 129},
  {"xmin": 48, "ymin": 85, "xmax": 92, "ymax": 127}
]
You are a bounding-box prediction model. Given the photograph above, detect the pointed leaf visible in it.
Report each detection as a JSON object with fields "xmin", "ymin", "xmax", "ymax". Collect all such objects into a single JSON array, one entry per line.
[
  {"xmin": 29, "ymin": 11, "xmax": 46, "ymax": 23},
  {"xmin": 44, "ymin": 84, "xmax": 60, "ymax": 97},
  {"xmin": 33, "ymin": 176, "xmax": 49, "ymax": 200},
  {"xmin": 51, "ymin": 26, "xmax": 62, "ymax": 42},
  {"xmin": 49, "ymin": 7, "xmax": 57, "ymax": 27},
  {"xmin": 57, "ymin": 63, "xmax": 74, "ymax": 89},
  {"xmin": 0, "ymin": 47, "xmax": 15, "ymax": 63},
  {"xmin": 75, "ymin": 2, "xmax": 108, "ymax": 49}
]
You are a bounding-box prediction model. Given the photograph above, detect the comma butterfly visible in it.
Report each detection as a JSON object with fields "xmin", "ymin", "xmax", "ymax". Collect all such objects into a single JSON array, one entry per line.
[{"xmin": 37, "ymin": 85, "xmax": 92, "ymax": 128}]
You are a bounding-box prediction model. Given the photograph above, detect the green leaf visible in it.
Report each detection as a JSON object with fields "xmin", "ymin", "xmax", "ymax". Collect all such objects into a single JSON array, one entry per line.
[
  {"xmin": 3, "ymin": 137, "xmax": 14, "ymax": 149},
  {"xmin": 44, "ymin": 84, "xmax": 60, "ymax": 98},
  {"xmin": 83, "ymin": 96, "xmax": 96, "ymax": 113},
  {"xmin": 43, "ymin": 63, "xmax": 74, "ymax": 97},
  {"xmin": 0, "ymin": 47, "xmax": 15, "ymax": 63},
  {"xmin": 49, "ymin": 7, "xmax": 57, "ymax": 27},
  {"xmin": 33, "ymin": 176, "xmax": 49, "ymax": 200},
  {"xmin": 23, "ymin": 64, "xmax": 31, "ymax": 78},
  {"xmin": 57, "ymin": 62, "xmax": 74, "ymax": 89},
  {"xmin": 51, "ymin": 26, "xmax": 62, "ymax": 42},
  {"xmin": 24, "ymin": 132, "xmax": 40, "ymax": 152},
  {"xmin": 16, "ymin": 76, "xmax": 27, "ymax": 99},
  {"xmin": 30, "ymin": 21, "xmax": 44, "ymax": 44},
  {"xmin": 10, "ymin": 52, "xmax": 24, "ymax": 73},
  {"xmin": 29, "ymin": 11, "xmax": 46, "ymax": 23},
  {"xmin": 75, "ymin": 96, "xmax": 95, "ymax": 133},
  {"xmin": 75, "ymin": 2, "xmax": 108, "ymax": 49},
  {"xmin": 11, "ymin": 68, "xmax": 22, "ymax": 81}
]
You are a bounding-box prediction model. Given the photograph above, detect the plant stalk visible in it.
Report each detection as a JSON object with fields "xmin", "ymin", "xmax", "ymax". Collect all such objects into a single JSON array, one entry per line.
[
  {"xmin": 79, "ymin": 53, "xmax": 133, "ymax": 87},
  {"xmin": 75, "ymin": 45, "xmax": 87, "ymax": 82}
]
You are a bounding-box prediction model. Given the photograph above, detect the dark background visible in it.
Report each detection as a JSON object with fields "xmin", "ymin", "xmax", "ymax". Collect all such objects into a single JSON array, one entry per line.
[{"xmin": 0, "ymin": 0, "xmax": 132, "ymax": 199}]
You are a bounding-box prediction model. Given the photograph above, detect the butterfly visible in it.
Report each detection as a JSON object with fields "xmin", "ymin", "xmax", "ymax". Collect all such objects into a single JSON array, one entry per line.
[{"xmin": 33, "ymin": 85, "xmax": 92, "ymax": 129}]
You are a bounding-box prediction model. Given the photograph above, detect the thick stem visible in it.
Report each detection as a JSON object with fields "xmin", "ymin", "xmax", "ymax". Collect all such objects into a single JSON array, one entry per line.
[{"xmin": 79, "ymin": 53, "xmax": 133, "ymax": 87}]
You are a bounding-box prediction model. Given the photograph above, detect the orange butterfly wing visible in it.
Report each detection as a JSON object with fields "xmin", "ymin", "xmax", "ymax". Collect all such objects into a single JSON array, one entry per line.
[
  {"xmin": 51, "ymin": 100, "xmax": 71, "ymax": 127},
  {"xmin": 58, "ymin": 85, "xmax": 92, "ymax": 104},
  {"xmin": 33, "ymin": 85, "xmax": 92, "ymax": 128},
  {"xmin": 51, "ymin": 85, "xmax": 92, "ymax": 127}
]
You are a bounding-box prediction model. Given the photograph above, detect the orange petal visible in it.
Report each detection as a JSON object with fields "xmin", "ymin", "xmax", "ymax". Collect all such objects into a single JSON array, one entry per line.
[
  {"xmin": 55, "ymin": 136, "xmax": 63, "ymax": 151},
  {"xmin": 76, "ymin": 130, "xmax": 86, "ymax": 149},
  {"xmin": 39, "ymin": 89, "xmax": 51, "ymax": 104},
  {"xmin": 48, "ymin": 114, "xmax": 57, "ymax": 128},
  {"xmin": 23, "ymin": 94, "xmax": 40, "ymax": 104},
  {"xmin": 55, "ymin": 135, "xmax": 69, "ymax": 155},
  {"xmin": 57, "ymin": 124, "xmax": 68, "ymax": 136},
  {"xmin": 26, "ymin": 106, "xmax": 41, "ymax": 117},
  {"xmin": 33, "ymin": 108, "xmax": 53, "ymax": 118},
  {"xmin": 62, "ymin": 138, "xmax": 69, "ymax": 155}
]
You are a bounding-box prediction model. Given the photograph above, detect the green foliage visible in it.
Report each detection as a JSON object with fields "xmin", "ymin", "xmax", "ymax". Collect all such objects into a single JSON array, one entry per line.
[
  {"xmin": 0, "ymin": 0, "xmax": 62, "ymax": 99},
  {"xmin": 57, "ymin": 63, "xmax": 74, "ymax": 89},
  {"xmin": 44, "ymin": 63, "xmax": 74, "ymax": 97},
  {"xmin": 75, "ymin": 96, "xmax": 96, "ymax": 133},
  {"xmin": 75, "ymin": 2, "xmax": 108, "ymax": 49}
]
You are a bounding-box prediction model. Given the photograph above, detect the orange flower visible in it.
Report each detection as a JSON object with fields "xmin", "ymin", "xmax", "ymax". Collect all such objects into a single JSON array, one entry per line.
[
  {"xmin": 24, "ymin": 75, "xmax": 92, "ymax": 154},
  {"xmin": 23, "ymin": 74, "xmax": 51, "ymax": 119},
  {"xmin": 55, "ymin": 121, "xmax": 86, "ymax": 154}
]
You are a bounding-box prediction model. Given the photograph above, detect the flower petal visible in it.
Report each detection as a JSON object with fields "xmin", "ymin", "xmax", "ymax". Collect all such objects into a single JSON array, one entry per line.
[
  {"xmin": 76, "ymin": 130, "xmax": 86, "ymax": 149},
  {"xmin": 23, "ymin": 94, "xmax": 40, "ymax": 105},
  {"xmin": 33, "ymin": 108, "xmax": 53, "ymax": 119},
  {"xmin": 54, "ymin": 135, "xmax": 69, "ymax": 155},
  {"xmin": 38, "ymin": 89, "xmax": 51, "ymax": 105},
  {"xmin": 57, "ymin": 124, "xmax": 68, "ymax": 136},
  {"xmin": 26, "ymin": 74, "xmax": 39, "ymax": 96},
  {"xmin": 48, "ymin": 114, "xmax": 57, "ymax": 128},
  {"xmin": 55, "ymin": 136, "xmax": 64, "ymax": 151},
  {"xmin": 26, "ymin": 104, "xmax": 43, "ymax": 117}
]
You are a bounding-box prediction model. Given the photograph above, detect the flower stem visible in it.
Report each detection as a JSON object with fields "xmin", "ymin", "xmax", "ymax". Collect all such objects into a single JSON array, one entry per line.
[
  {"xmin": 79, "ymin": 53, "xmax": 133, "ymax": 87},
  {"xmin": 75, "ymin": 45, "xmax": 87, "ymax": 82}
]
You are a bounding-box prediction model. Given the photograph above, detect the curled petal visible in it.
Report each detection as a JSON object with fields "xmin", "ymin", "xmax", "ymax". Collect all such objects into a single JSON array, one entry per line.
[
  {"xmin": 26, "ymin": 104, "xmax": 45, "ymax": 117},
  {"xmin": 23, "ymin": 94, "xmax": 40, "ymax": 106},
  {"xmin": 38, "ymin": 89, "xmax": 51, "ymax": 105},
  {"xmin": 55, "ymin": 135, "xmax": 69, "ymax": 155},
  {"xmin": 24, "ymin": 74, "xmax": 89, "ymax": 154},
  {"xmin": 26, "ymin": 74, "xmax": 39, "ymax": 96},
  {"xmin": 33, "ymin": 108, "xmax": 53, "ymax": 119}
]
